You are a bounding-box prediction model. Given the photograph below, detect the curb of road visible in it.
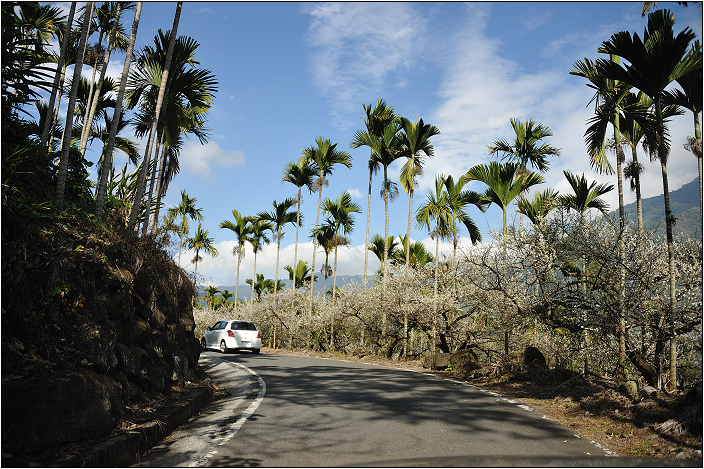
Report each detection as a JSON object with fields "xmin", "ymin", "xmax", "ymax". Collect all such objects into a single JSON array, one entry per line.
[{"xmin": 54, "ymin": 375, "xmax": 213, "ymax": 467}]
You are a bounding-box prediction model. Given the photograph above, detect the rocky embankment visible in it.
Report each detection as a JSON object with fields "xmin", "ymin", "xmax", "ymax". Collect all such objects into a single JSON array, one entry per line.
[{"xmin": 1, "ymin": 216, "xmax": 201, "ymax": 454}]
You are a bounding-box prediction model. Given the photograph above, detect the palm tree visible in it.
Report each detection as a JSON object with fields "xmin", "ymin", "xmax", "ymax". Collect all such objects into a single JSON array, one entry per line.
[
  {"xmin": 663, "ymin": 40, "xmax": 702, "ymax": 220},
  {"xmin": 204, "ymin": 285, "xmax": 220, "ymax": 309},
  {"xmin": 220, "ymin": 289, "xmax": 234, "ymax": 304},
  {"xmin": 350, "ymin": 99, "xmax": 398, "ymax": 287},
  {"xmin": 465, "ymin": 161, "xmax": 543, "ymax": 356},
  {"xmin": 321, "ymin": 191, "xmax": 361, "ymax": 306},
  {"xmin": 465, "ymin": 161, "xmax": 545, "ymax": 236},
  {"xmin": 487, "ymin": 118, "xmax": 560, "ymax": 229},
  {"xmin": 393, "ymin": 235, "xmax": 434, "ymax": 267},
  {"xmin": 398, "ymin": 117, "xmax": 440, "ymax": 270},
  {"xmin": 415, "ymin": 175, "xmax": 453, "ymax": 369},
  {"xmin": 302, "ymin": 137, "xmax": 353, "ymax": 308},
  {"xmin": 559, "ymin": 170, "xmax": 614, "ymax": 217},
  {"xmin": 516, "ymin": 189, "xmax": 560, "ymax": 227},
  {"xmin": 442, "ymin": 174, "xmax": 486, "ymax": 259},
  {"xmin": 247, "ymin": 217, "xmax": 273, "ymax": 305},
  {"xmin": 258, "ymin": 198, "xmax": 298, "ymax": 307},
  {"xmin": 95, "ymin": 1, "xmax": 143, "ymax": 218},
  {"xmin": 597, "ymin": 9, "xmax": 700, "ymax": 390},
  {"xmin": 55, "ymin": 1, "xmax": 93, "ymax": 210},
  {"xmin": 41, "ymin": 1, "xmax": 76, "ymax": 150},
  {"xmin": 368, "ymin": 234, "xmax": 399, "ymax": 274},
  {"xmin": 311, "ymin": 222, "xmax": 336, "ymax": 295},
  {"xmin": 219, "ymin": 210, "xmax": 252, "ymax": 303},
  {"xmin": 282, "ymin": 157, "xmax": 315, "ymax": 290},
  {"xmin": 284, "ymin": 260, "xmax": 317, "ymax": 289},
  {"xmin": 78, "ymin": 1, "xmax": 128, "ymax": 156},
  {"xmin": 127, "ymin": 1, "xmax": 182, "ymax": 232},
  {"xmin": 186, "ymin": 223, "xmax": 218, "ymax": 286},
  {"xmin": 166, "ymin": 190, "xmax": 203, "ymax": 267},
  {"xmin": 559, "ymin": 170, "xmax": 613, "ymax": 376}
]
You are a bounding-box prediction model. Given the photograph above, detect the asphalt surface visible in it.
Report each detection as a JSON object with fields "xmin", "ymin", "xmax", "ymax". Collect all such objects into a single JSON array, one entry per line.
[{"xmin": 134, "ymin": 351, "xmax": 622, "ymax": 467}]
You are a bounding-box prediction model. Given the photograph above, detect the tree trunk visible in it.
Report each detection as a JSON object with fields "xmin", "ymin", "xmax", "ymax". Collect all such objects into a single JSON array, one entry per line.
[
  {"xmin": 251, "ymin": 251, "xmax": 258, "ymax": 305},
  {"xmin": 127, "ymin": 2, "xmax": 182, "ymax": 231},
  {"xmin": 363, "ymin": 165, "xmax": 372, "ymax": 288},
  {"xmin": 95, "ymin": 2, "xmax": 143, "ymax": 218},
  {"xmin": 80, "ymin": 4, "xmax": 122, "ymax": 158},
  {"xmin": 143, "ymin": 133, "xmax": 164, "ymax": 235},
  {"xmin": 383, "ymin": 167, "xmax": 390, "ymax": 285},
  {"xmin": 235, "ymin": 246, "xmax": 242, "ymax": 303},
  {"xmin": 309, "ymin": 180, "xmax": 323, "ymax": 311},
  {"xmin": 630, "ymin": 144, "xmax": 644, "ymax": 234},
  {"xmin": 54, "ymin": 1, "xmax": 94, "ymax": 210},
  {"xmin": 432, "ymin": 233, "xmax": 439, "ymax": 369},
  {"xmin": 613, "ymin": 82, "xmax": 627, "ymax": 382},
  {"xmin": 292, "ymin": 188, "xmax": 301, "ymax": 290},
  {"xmin": 42, "ymin": 1, "xmax": 76, "ymax": 150}
]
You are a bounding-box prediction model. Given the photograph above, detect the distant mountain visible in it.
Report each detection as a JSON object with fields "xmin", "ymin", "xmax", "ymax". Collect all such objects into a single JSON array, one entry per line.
[
  {"xmin": 197, "ymin": 275, "xmax": 366, "ymax": 303},
  {"xmin": 620, "ymin": 178, "xmax": 702, "ymax": 241}
]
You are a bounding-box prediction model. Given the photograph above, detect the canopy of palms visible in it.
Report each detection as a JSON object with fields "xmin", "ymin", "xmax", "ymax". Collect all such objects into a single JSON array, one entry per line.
[
  {"xmin": 282, "ymin": 156, "xmax": 315, "ymax": 290},
  {"xmin": 350, "ymin": 99, "xmax": 399, "ymax": 286},
  {"xmin": 321, "ymin": 191, "xmax": 361, "ymax": 305},
  {"xmin": 167, "ymin": 190, "xmax": 203, "ymax": 267},
  {"xmin": 126, "ymin": 29, "xmax": 217, "ymax": 234},
  {"xmin": 302, "ymin": 137, "xmax": 352, "ymax": 304},
  {"xmin": 596, "ymin": 9, "xmax": 700, "ymax": 390},
  {"xmin": 398, "ymin": 117, "xmax": 440, "ymax": 269},
  {"xmin": 219, "ymin": 209, "xmax": 252, "ymax": 303}
]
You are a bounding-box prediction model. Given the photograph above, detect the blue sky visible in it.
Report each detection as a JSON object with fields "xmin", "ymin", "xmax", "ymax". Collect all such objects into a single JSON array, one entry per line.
[{"xmin": 48, "ymin": 2, "xmax": 702, "ymax": 289}]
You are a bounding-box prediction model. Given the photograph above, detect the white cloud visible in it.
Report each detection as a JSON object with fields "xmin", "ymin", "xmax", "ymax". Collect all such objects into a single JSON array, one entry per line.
[
  {"xmin": 347, "ymin": 188, "xmax": 362, "ymax": 199},
  {"xmin": 181, "ymin": 141, "xmax": 246, "ymax": 177},
  {"xmin": 303, "ymin": 2, "xmax": 428, "ymax": 128}
]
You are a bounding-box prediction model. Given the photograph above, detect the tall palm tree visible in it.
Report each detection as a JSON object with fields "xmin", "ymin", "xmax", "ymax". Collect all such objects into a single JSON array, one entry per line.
[
  {"xmin": 352, "ymin": 117, "xmax": 403, "ymax": 286},
  {"xmin": 415, "ymin": 175, "xmax": 453, "ymax": 369},
  {"xmin": 258, "ymin": 198, "xmax": 298, "ymax": 304},
  {"xmin": 95, "ymin": 1, "xmax": 143, "ymax": 218},
  {"xmin": 398, "ymin": 117, "xmax": 440, "ymax": 270},
  {"xmin": 663, "ymin": 40, "xmax": 703, "ymax": 220},
  {"xmin": 311, "ymin": 222, "xmax": 336, "ymax": 296},
  {"xmin": 55, "ymin": 1, "xmax": 93, "ymax": 210},
  {"xmin": 219, "ymin": 209, "xmax": 252, "ymax": 303},
  {"xmin": 166, "ymin": 190, "xmax": 203, "ymax": 267},
  {"xmin": 321, "ymin": 191, "xmax": 361, "ymax": 306},
  {"xmin": 78, "ymin": 1, "xmax": 130, "ymax": 156},
  {"xmin": 597, "ymin": 9, "xmax": 700, "ymax": 390},
  {"xmin": 350, "ymin": 99, "xmax": 398, "ymax": 287},
  {"xmin": 186, "ymin": 223, "xmax": 218, "ymax": 286},
  {"xmin": 442, "ymin": 174, "xmax": 486, "ymax": 258},
  {"xmin": 487, "ymin": 118, "xmax": 560, "ymax": 229},
  {"xmin": 559, "ymin": 170, "xmax": 613, "ymax": 376},
  {"xmin": 282, "ymin": 157, "xmax": 315, "ymax": 290},
  {"xmin": 302, "ymin": 137, "xmax": 353, "ymax": 309},
  {"xmin": 127, "ymin": 1, "xmax": 182, "ymax": 232},
  {"xmin": 247, "ymin": 217, "xmax": 273, "ymax": 305},
  {"xmin": 41, "ymin": 1, "xmax": 75, "ymax": 150},
  {"xmin": 465, "ymin": 161, "xmax": 544, "ymax": 356}
]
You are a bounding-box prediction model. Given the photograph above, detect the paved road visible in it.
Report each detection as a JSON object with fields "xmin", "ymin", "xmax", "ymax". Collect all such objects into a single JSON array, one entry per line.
[{"xmin": 135, "ymin": 351, "xmax": 617, "ymax": 467}]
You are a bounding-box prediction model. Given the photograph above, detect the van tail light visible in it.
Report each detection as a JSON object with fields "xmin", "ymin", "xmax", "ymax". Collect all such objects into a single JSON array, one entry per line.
[
  {"xmin": 257, "ymin": 332, "xmax": 261, "ymax": 338},
  {"xmin": 228, "ymin": 330, "xmax": 235, "ymax": 338}
]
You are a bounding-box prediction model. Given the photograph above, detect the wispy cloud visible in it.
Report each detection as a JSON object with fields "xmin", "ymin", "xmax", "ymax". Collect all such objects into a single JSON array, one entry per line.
[{"xmin": 303, "ymin": 2, "xmax": 428, "ymax": 129}]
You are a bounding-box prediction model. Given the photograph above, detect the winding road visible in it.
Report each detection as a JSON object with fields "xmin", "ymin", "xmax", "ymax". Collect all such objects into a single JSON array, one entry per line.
[{"xmin": 134, "ymin": 351, "xmax": 617, "ymax": 467}]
